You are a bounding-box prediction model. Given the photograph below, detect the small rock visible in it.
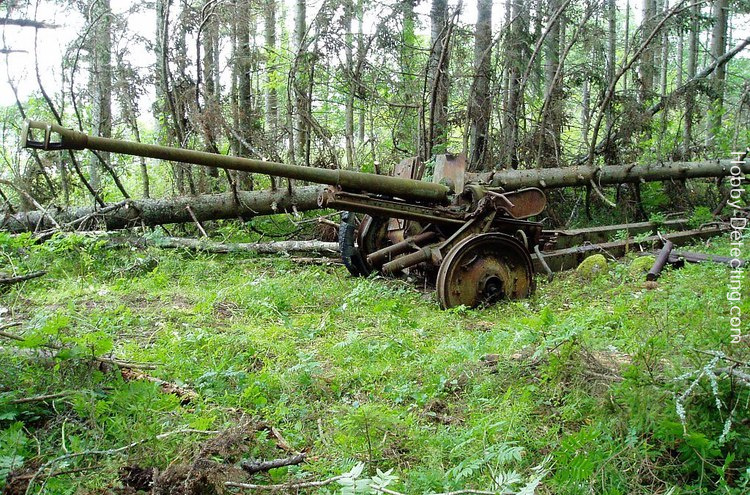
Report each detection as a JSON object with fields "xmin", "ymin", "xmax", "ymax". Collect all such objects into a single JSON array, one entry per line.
[{"xmin": 576, "ymin": 254, "xmax": 608, "ymax": 280}]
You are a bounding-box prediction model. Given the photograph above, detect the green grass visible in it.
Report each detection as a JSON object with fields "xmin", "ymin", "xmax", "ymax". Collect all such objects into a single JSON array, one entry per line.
[{"xmin": 0, "ymin": 231, "xmax": 748, "ymax": 494}]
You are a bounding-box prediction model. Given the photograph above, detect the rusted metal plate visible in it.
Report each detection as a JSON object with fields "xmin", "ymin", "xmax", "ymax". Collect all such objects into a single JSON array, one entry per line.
[
  {"xmin": 487, "ymin": 188, "xmax": 546, "ymax": 219},
  {"xmin": 531, "ymin": 226, "xmax": 728, "ymax": 273},
  {"xmin": 433, "ymin": 153, "xmax": 467, "ymax": 194},
  {"xmin": 551, "ymin": 219, "xmax": 690, "ymax": 249},
  {"xmin": 393, "ymin": 156, "xmax": 423, "ymax": 181}
]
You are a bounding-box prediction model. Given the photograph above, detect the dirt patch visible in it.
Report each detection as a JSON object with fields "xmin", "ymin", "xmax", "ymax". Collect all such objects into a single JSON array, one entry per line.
[
  {"xmin": 122, "ymin": 294, "xmax": 151, "ymax": 309},
  {"xmin": 212, "ymin": 301, "xmax": 241, "ymax": 320},
  {"xmin": 152, "ymin": 460, "xmax": 229, "ymax": 495},
  {"xmin": 115, "ymin": 422, "xmax": 258, "ymax": 494},
  {"xmin": 2, "ymin": 460, "xmax": 40, "ymax": 495},
  {"xmin": 167, "ymin": 295, "xmax": 194, "ymax": 310},
  {"xmin": 120, "ymin": 465, "xmax": 155, "ymax": 492},
  {"xmin": 422, "ymin": 398, "xmax": 462, "ymax": 425}
]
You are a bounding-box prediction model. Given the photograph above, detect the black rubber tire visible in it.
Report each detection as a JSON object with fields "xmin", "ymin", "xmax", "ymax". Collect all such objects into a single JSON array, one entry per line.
[{"xmin": 338, "ymin": 212, "xmax": 370, "ymax": 276}]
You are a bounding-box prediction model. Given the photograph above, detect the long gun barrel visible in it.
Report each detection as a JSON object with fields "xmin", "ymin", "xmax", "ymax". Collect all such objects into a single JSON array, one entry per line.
[{"xmin": 22, "ymin": 120, "xmax": 451, "ymax": 204}]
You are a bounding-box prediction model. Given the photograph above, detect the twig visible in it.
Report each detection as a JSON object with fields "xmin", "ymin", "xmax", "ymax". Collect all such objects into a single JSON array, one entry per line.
[
  {"xmin": 0, "ymin": 18, "xmax": 59, "ymax": 28},
  {"xmin": 25, "ymin": 428, "xmax": 218, "ymax": 495},
  {"xmin": 9, "ymin": 392, "xmax": 71, "ymax": 405},
  {"xmin": 691, "ymin": 349, "xmax": 750, "ymax": 367},
  {"xmin": 226, "ymin": 474, "xmax": 347, "ymax": 491},
  {"xmin": 185, "ymin": 205, "xmax": 209, "ymax": 238},
  {"xmin": 714, "ymin": 367, "xmax": 750, "ymax": 386},
  {"xmin": 0, "ymin": 270, "xmax": 46, "ymax": 285},
  {"xmin": 257, "ymin": 423, "xmax": 296, "ymax": 453},
  {"xmin": 589, "ymin": 179, "xmax": 616, "ymax": 208}
]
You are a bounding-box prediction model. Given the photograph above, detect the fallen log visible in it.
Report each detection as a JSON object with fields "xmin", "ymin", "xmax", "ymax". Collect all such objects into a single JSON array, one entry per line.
[
  {"xmin": 241, "ymin": 453, "xmax": 307, "ymax": 475},
  {"xmin": 4, "ymin": 160, "xmax": 747, "ymax": 235},
  {"xmin": 151, "ymin": 237, "xmax": 339, "ymax": 254},
  {"xmin": 489, "ymin": 160, "xmax": 748, "ymax": 190},
  {"xmin": 0, "ymin": 186, "xmax": 324, "ymax": 234},
  {"xmin": 0, "ymin": 270, "xmax": 46, "ymax": 285},
  {"xmin": 106, "ymin": 236, "xmax": 339, "ymax": 255}
]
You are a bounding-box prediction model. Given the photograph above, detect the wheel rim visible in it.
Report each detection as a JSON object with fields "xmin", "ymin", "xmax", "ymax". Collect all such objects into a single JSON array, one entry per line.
[{"xmin": 436, "ymin": 233, "xmax": 534, "ymax": 309}]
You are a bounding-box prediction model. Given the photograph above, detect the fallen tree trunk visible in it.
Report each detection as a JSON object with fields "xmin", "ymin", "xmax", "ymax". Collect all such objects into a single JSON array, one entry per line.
[
  {"xmin": 489, "ymin": 160, "xmax": 748, "ymax": 190},
  {"xmin": 0, "ymin": 186, "xmax": 324, "ymax": 234},
  {"xmin": 3, "ymin": 160, "xmax": 747, "ymax": 235},
  {"xmin": 120, "ymin": 236, "xmax": 339, "ymax": 255}
]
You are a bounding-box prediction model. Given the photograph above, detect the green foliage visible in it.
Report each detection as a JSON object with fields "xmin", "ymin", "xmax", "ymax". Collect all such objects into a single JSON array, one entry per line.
[
  {"xmin": 0, "ymin": 233, "xmax": 747, "ymax": 492},
  {"xmin": 689, "ymin": 206, "xmax": 716, "ymax": 228}
]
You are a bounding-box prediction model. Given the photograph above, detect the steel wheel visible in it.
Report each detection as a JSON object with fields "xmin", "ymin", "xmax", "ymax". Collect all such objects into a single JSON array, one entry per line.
[{"xmin": 436, "ymin": 233, "xmax": 534, "ymax": 309}]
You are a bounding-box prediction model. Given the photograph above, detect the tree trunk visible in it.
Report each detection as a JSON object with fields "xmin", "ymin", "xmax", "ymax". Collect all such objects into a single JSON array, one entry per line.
[
  {"xmin": 683, "ymin": 0, "xmax": 698, "ymax": 158},
  {"xmin": 237, "ymin": 3, "xmax": 252, "ymax": 158},
  {"xmin": 503, "ymin": 0, "xmax": 526, "ymax": 169},
  {"xmin": 709, "ymin": 0, "xmax": 728, "ymax": 145},
  {"xmin": 606, "ymin": 0, "xmax": 616, "ymax": 128},
  {"xmin": 201, "ymin": 0, "xmax": 220, "ymax": 179},
  {"xmin": 293, "ymin": 0, "xmax": 308, "ymax": 166},
  {"xmin": 468, "ymin": 0, "xmax": 492, "ymax": 171},
  {"xmin": 623, "ymin": 0, "xmax": 630, "ymax": 92},
  {"xmin": 639, "ymin": 0, "xmax": 655, "ymax": 102},
  {"xmin": 344, "ymin": 0, "xmax": 355, "ymax": 169},
  {"xmin": 89, "ymin": 0, "xmax": 112, "ymax": 192},
  {"xmin": 356, "ymin": 0, "xmax": 366, "ymax": 145},
  {"xmin": 264, "ymin": 0, "xmax": 278, "ymax": 140},
  {"xmin": 154, "ymin": 0, "xmax": 167, "ymax": 140},
  {"xmin": 428, "ymin": 0, "xmax": 449, "ymax": 158},
  {"xmin": 540, "ymin": 0, "xmax": 563, "ymax": 167},
  {"xmin": 3, "ymin": 186, "xmax": 325, "ymax": 234}
]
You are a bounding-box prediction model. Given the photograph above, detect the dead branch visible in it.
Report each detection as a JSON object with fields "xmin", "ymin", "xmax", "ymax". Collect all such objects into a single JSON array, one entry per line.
[
  {"xmin": 0, "ymin": 325, "xmax": 157, "ymax": 370},
  {"xmin": 649, "ymin": 36, "xmax": 750, "ymax": 116},
  {"xmin": 240, "ymin": 453, "xmax": 307, "ymax": 475},
  {"xmin": 225, "ymin": 474, "xmax": 349, "ymax": 491},
  {"xmin": 120, "ymin": 368, "xmax": 198, "ymax": 404},
  {"xmin": 0, "ymin": 18, "xmax": 59, "ymax": 28},
  {"xmin": 9, "ymin": 392, "xmax": 71, "ymax": 404},
  {"xmin": 589, "ymin": 179, "xmax": 616, "ymax": 208},
  {"xmin": 0, "ymin": 270, "xmax": 46, "ymax": 285},
  {"xmin": 0, "ymin": 179, "xmax": 60, "ymax": 229},
  {"xmin": 257, "ymin": 423, "xmax": 297, "ymax": 453},
  {"xmin": 185, "ymin": 205, "xmax": 208, "ymax": 238},
  {"xmin": 714, "ymin": 367, "xmax": 750, "ymax": 386}
]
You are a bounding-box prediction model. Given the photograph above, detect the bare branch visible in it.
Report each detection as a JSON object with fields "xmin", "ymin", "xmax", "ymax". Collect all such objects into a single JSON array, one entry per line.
[{"xmin": 0, "ymin": 18, "xmax": 59, "ymax": 29}]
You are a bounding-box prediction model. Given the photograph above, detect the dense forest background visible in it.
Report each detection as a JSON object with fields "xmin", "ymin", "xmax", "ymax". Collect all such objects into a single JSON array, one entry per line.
[
  {"xmin": 2, "ymin": 2, "xmax": 750, "ymax": 494},
  {"xmin": 1, "ymin": 0, "xmax": 749, "ymax": 220}
]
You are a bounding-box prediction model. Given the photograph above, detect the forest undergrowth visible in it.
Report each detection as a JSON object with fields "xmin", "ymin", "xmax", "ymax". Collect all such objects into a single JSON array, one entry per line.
[{"xmin": 0, "ymin": 222, "xmax": 748, "ymax": 494}]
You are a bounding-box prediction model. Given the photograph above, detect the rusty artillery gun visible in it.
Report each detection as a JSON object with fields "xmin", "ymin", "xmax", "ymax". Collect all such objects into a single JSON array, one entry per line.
[{"xmin": 23, "ymin": 120, "xmax": 553, "ymax": 309}]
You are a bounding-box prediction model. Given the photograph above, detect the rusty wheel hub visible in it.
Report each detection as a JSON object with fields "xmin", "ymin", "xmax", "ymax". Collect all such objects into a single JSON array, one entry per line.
[{"xmin": 436, "ymin": 233, "xmax": 534, "ymax": 309}]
